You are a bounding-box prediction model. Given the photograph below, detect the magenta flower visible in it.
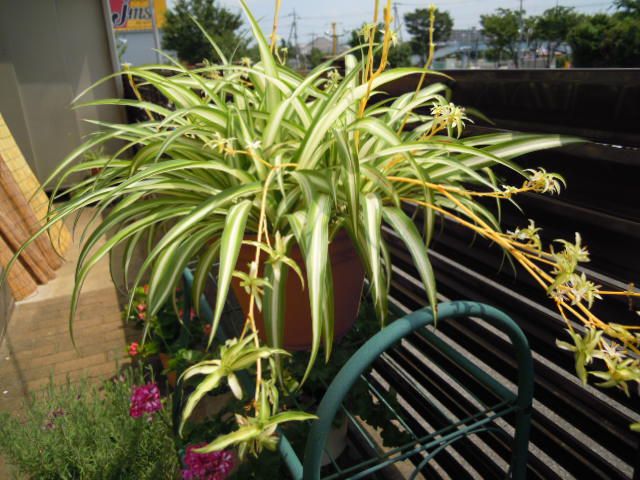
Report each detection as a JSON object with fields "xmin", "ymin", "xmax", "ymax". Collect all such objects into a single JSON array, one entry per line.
[
  {"xmin": 182, "ymin": 443, "xmax": 235, "ymax": 480},
  {"xmin": 129, "ymin": 383, "xmax": 162, "ymax": 418}
]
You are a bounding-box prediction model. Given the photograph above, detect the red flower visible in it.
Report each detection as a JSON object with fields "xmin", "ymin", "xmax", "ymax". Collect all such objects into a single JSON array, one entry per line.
[
  {"xmin": 128, "ymin": 342, "xmax": 139, "ymax": 357},
  {"xmin": 136, "ymin": 303, "xmax": 147, "ymax": 313},
  {"xmin": 129, "ymin": 383, "xmax": 162, "ymax": 418},
  {"xmin": 203, "ymin": 324, "xmax": 212, "ymax": 336},
  {"xmin": 182, "ymin": 444, "xmax": 234, "ymax": 480},
  {"xmin": 137, "ymin": 311, "xmax": 146, "ymax": 321},
  {"xmin": 178, "ymin": 308, "xmax": 197, "ymax": 320},
  {"xmin": 143, "ymin": 284, "xmax": 150, "ymax": 295}
]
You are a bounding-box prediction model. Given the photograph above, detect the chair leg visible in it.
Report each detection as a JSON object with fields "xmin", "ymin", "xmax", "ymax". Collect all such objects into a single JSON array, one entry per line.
[{"xmin": 510, "ymin": 406, "xmax": 532, "ymax": 479}]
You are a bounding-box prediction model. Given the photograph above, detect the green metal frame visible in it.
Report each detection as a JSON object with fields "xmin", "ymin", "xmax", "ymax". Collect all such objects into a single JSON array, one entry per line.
[
  {"xmin": 179, "ymin": 270, "xmax": 533, "ymax": 479},
  {"xmin": 281, "ymin": 301, "xmax": 533, "ymax": 480}
]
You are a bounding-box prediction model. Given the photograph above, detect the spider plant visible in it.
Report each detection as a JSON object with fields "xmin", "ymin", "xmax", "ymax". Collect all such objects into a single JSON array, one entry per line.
[{"xmin": 7, "ymin": 0, "xmax": 640, "ymax": 455}]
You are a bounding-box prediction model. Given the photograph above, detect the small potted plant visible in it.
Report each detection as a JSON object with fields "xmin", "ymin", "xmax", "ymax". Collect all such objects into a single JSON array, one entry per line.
[
  {"xmin": 125, "ymin": 283, "xmax": 209, "ymax": 386},
  {"xmin": 8, "ymin": 0, "xmax": 639, "ymax": 462}
]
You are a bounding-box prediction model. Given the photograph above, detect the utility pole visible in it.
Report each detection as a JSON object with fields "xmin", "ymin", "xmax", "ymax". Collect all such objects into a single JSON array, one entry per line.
[
  {"xmin": 518, "ymin": 0, "xmax": 524, "ymax": 68},
  {"xmin": 310, "ymin": 32, "xmax": 317, "ymax": 55},
  {"xmin": 393, "ymin": 3, "xmax": 403, "ymax": 42},
  {"xmin": 290, "ymin": 9, "xmax": 303, "ymax": 69},
  {"xmin": 331, "ymin": 22, "xmax": 338, "ymax": 56}
]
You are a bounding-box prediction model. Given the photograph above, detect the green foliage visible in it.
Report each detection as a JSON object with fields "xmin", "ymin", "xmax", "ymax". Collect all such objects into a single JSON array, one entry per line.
[
  {"xmin": 162, "ymin": 0, "xmax": 247, "ymax": 65},
  {"xmin": 0, "ymin": 369, "xmax": 179, "ymax": 479},
  {"xmin": 567, "ymin": 11, "xmax": 640, "ymax": 67},
  {"xmin": 404, "ymin": 8, "xmax": 453, "ymax": 63},
  {"xmin": 349, "ymin": 23, "xmax": 413, "ymax": 67},
  {"xmin": 615, "ymin": 0, "xmax": 640, "ymax": 15},
  {"xmin": 556, "ymin": 328, "xmax": 603, "ymax": 384},
  {"xmin": 114, "ymin": 33, "xmax": 128, "ymax": 63},
  {"xmin": 179, "ymin": 392, "xmax": 288, "ymax": 478},
  {"xmin": 11, "ymin": 0, "xmax": 581, "ymax": 456},
  {"xmin": 480, "ymin": 8, "xmax": 522, "ymax": 66},
  {"xmin": 125, "ymin": 284, "xmax": 209, "ymax": 376},
  {"xmin": 532, "ymin": 6, "xmax": 581, "ymax": 67},
  {"xmin": 306, "ymin": 47, "xmax": 326, "ymax": 69},
  {"xmin": 566, "ymin": 14, "xmax": 613, "ymax": 67},
  {"xmin": 179, "ymin": 334, "xmax": 289, "ymax": 435},
  {"xmin": 285, "ymin": 300, "xmax": 413, "ymax": 448}
]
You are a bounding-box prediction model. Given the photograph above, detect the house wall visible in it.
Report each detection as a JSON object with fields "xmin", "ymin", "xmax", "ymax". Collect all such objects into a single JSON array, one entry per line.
[{"xmin": 0, "ymin": 0, "xmax": 124, "ymax": 184}]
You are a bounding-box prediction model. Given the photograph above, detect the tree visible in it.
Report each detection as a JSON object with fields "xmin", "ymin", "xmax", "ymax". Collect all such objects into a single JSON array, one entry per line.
[
  {"xmin": 533, "ymin": 6, "xmax": 581, "ymax": 67},
  {"xmin": 349, "ymin": 24, "xmax": 413, "ymax": 68},
  {"xmin": 306, "ymin": 48, "xmax": 326, "ymax": 69},
  {"xmin": 162, "ymin": 0, "xmax": 247, "ymax": 65},
  {"xmin": 614, "ymin": 0, "xmax": 640, "ymax": 16},
  {"xmin": 606, "ymin": 16, "xmax": 640, "ymax": 65},
  {"xmin": 404, "ymin": 9, "xmax": 453, "ymax": 63},
  {"xmin": 567, "ymin": 14, "xmax": 613, "ymax": 67},
  {"xmin": 567, "ymin": 13, "xmax": 640, "ymax": 67},
  {"xmin": 480, "ymin": 8, "xmax": 522, "ymax": 67}
]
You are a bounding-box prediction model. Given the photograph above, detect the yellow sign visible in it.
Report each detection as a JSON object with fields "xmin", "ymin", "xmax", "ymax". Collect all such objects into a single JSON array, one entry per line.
[{"xmin": 110, "ymin": 0, "xmax": 166, "ymax": 31}]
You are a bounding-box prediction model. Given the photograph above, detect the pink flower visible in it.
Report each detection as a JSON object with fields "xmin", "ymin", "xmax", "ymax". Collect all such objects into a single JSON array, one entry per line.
[
  {"xmin": 128, "ymin": 342, "xmax": 139, "ymax": 357},
  {"xmin": 129, "ymin": 383, "xmax": 162, "ymax": 418},
  {"xmin": 182, "ymin": 444, "xmax": 234, "ymax": 480},
  {"xmin": 137, "ymin": 311, "xmax": 146, "ymax": 321},
  {"xmin": 137, "ymin": 303, "xmax": 147, "ymax": 313},
  {"xmin": 178, "ymin": 308, "xmax": 196, "ymax": 320}
]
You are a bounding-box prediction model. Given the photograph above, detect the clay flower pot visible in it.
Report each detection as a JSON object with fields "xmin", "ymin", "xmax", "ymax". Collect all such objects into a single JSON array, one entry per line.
[
  {"xmin": 159, "ymin": 353, "xmax": 177, "ymax": 388},
  {"xmin": 231, "ymin": 231, "xmax": 365, "ymax": 350}
]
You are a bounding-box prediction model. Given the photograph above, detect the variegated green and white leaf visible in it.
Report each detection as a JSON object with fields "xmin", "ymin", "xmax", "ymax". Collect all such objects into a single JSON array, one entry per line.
[
  {"xmin": 301, "ymin": 194, "xmax": 331, "ymax": 383},
  {"xmin": 209, "ymin": 200, "xmax": 254, "ymax": 347},
  {"xmin": 382, "ymin": 206, "xmax": 438, "ymax": 320}
]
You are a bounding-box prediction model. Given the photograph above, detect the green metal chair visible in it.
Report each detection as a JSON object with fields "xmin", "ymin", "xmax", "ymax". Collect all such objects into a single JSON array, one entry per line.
[
  {"xmin": 180, "ymin": 270, "xmax": 533, "ymax": 479},
  {"xmin": 279, "ymin": 301, "xmax": 534, "ymax": 480}
]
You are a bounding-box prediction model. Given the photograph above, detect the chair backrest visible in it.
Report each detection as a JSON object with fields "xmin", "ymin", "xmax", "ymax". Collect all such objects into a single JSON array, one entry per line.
[{"xmin": 302, "ymin": 301, "xmax": 534, "ymax": 480}]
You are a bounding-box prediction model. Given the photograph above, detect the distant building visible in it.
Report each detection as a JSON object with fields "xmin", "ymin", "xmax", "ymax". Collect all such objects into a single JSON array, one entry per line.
[
  {"xmin": 430, "ymin": 28, "xmax": 488, "ymax": 68},
  {"xmin": 300, "ymin": 36, "xmax": 349, "ymax": 56},
  {"xmin": 448, "ymin": 28, "xmax": 485, "ymax": 46}
]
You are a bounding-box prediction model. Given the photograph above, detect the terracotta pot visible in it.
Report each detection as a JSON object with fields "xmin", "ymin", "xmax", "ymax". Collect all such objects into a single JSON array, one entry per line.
[
  {"xmin": 159, "ymin": 353, "xmax": 177, "ymax": 388},
  {"xmin": 231, "ymin": 231, "xmax": 365, "ymax": 350}
]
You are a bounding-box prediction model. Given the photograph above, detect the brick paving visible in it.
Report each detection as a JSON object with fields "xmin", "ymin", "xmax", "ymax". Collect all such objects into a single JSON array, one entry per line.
[{"xmin": 0, "ymin": 210, "xmax": 137, "ymax": 476}]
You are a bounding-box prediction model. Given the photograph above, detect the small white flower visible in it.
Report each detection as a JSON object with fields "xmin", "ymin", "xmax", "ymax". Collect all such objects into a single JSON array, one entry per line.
[
  {"xmin": 359, "ymin": 23, "xmax": 377, "ymax": 41},
  {"xmin": 2, "ymin": 390, "xmax": 8, "ymax": 395},
  {"xmin": 524, "ymin": 168, "xmax": 566, "ymax": 195},
  {"xmin": 430, "ymin": 102, "xmax": 471, "ymax": 137},
  {"xmin": 389, "ymin": 30, "xmax": 399, "ymax": 47},
  {"xmin": 245, "ymin": 140, "xmax": 262, "ymax": 150},
  {"xmin": 507, "ymin": 219, "xmax": 542, "ymax": 250}
]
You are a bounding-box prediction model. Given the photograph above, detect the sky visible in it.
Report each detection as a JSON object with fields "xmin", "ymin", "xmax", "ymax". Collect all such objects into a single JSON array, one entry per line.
[{"xmin": 207, "ymin": 0, "xmax": 614, "ymax": 46}]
